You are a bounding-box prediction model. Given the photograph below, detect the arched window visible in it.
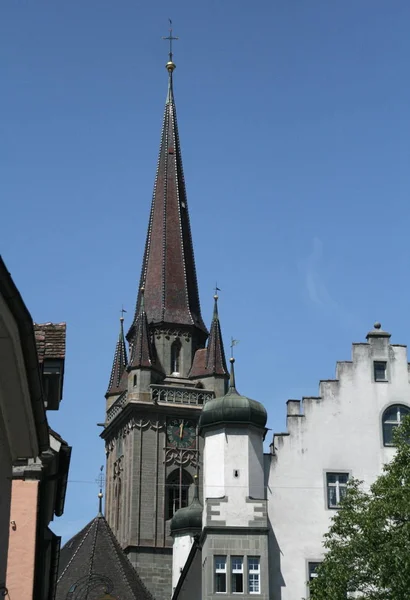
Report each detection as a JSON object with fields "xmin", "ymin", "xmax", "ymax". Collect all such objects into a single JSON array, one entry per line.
[
  {"xmin": 133, "ymin": 374, "xmax": 137, "ymax": 387},
  {"xmin": 382, "ymin": 404, "xmax": 410, "ymax": 446},
  {"xmin": 166, "ymin": 469, "xmax": 192, "ymax": 520},
  {"xmin": 171, "ymin": 339, "xmax": 182, "ymax": 375}
]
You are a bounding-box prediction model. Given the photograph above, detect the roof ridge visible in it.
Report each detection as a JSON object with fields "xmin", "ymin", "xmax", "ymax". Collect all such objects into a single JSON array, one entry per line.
[
  {"xmin": 103, "ymin": 516, "xmax": 155, "ymax": 599},
  {"xmin": 57, "ymin": 518, "xmax": 97, "ymax": 584},
  {"xmin": 85, "ymin": 514, "xmax": 100, "ymax": 596}
]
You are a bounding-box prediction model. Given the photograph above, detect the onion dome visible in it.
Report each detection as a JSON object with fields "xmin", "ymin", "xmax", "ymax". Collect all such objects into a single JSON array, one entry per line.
[
  {"xmin": 170, "ymin": 477, "xmax": 202, "ymax": 535},
  {"xmin": 199, "ymin": 358, "xmax": 267, "ymax": 432}
]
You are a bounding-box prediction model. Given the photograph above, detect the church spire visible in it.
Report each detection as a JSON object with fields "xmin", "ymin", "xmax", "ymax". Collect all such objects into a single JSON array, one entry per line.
[
  {"xmin": 205, "ymin": 293, "xmax": 228, "ymax": 376},
  {"xmin": 106, "ymin": 315, "xmax": 128, "ymax": 396},
  {"xmin": 128, "ymin": 36, "xmax": 207, "ymax": 341}
]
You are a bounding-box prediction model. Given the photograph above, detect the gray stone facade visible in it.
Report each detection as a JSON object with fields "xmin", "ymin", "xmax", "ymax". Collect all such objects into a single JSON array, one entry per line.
[
  {"xmin": 128, "ymin": 547, "xmax": 173, "ymax": 600},
  {"xmin": 201, "ymin": 529, "xmax": 270, "ymax": 600},
  {"xmin": 103, "ymin": 394, "xmax": 209, "ymax": 599}
]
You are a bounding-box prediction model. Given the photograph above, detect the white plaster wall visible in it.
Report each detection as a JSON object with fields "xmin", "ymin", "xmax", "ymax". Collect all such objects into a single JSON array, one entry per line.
[
  {"xmin": 268, "ymin": 335, "xmax": 408, "ymax": 600},
  {"xmin": 249, "ymin": 429, "xmax": 264, "ymax": 499},
  {"xmin": 204, "ymin": 426, "xmax": 265, "ymax": 527},
  {"xmin": 203, "ymin": 428, "xmax": 225, "ymax": 499},
  {"xmin": 172, "ymin": 533, "xmax": 195, "ymax": 590}
]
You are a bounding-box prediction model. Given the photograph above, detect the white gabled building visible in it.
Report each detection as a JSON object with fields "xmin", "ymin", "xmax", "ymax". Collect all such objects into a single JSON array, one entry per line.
[
  {"xmin": 267, "ymin": 321, "xmax": 408, "ymax": 599},
  {"xmin": 171, "ymin": 322, "xmax": 409, "ymax": 600}
]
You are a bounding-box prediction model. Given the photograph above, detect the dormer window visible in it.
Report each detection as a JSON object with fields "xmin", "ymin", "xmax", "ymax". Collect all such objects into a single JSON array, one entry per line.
[
  {"xmin": 374, "ymin": 361, "xmax": 387, "ymax": 382},
  {"xmin": 171, "ymin": 339, "xmax": 181, "ymax": 375}
]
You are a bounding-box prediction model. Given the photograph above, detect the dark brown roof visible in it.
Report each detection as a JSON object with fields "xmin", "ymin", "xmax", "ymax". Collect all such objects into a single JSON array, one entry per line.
[
  {"xmin": 34, "ymin": 323, "xmax": 66, "ymax": 364},
  {"xmin": 128, "ymin": 71, "xmax": 207, "ymax": 340},
  {"xmin": 106, "ymin": 318, "xmax": 128, "ymax": 396},
  {"xmin": 189, "ymin": 348, "xmax": 207, "ymax": 378},
  {"xmin": 57, "ymin": 515, "xmax": 154, "ymax": 600}
]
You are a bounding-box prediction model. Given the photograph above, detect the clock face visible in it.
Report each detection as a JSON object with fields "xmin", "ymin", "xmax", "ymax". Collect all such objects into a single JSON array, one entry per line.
[{"xmin": 167, "ymin": 419, "xmax": 196, "ymax": 448}]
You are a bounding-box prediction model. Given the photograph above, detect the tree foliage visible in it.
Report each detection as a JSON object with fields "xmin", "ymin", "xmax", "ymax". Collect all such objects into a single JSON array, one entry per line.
[{"xmin": 309, "ymin": 417, "xmax": 410, "ymax": 600}]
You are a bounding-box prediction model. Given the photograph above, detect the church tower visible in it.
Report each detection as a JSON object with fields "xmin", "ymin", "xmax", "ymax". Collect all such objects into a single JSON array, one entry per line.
[{"xmin": 101, "ymin": 37, "xmax": 229, "ymax": 600}]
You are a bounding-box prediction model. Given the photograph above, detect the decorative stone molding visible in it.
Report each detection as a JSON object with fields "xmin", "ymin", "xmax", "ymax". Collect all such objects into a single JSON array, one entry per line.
[
  {"xmin": 113, "ymin": 457, "xmax": 123, "ymax": 479},
  {"xmin": 151, "ymin": 385, "xmax": 213, "ymax": 406},
  {"xmin": 165, "ymin": 447, "xmax": 199, "ymax": 467},
  {"xmin": 154, "ymin": 327, "xmax": 191, "ymax": 341},
  {"xmin": 106, "ymin": 391, "xmax": 127, "ymax": 424}
]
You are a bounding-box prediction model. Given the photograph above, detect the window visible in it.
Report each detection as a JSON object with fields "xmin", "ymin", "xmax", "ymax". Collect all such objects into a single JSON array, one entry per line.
[
  {"xmin": 171, "ymin": 339, "xmax": 182, "ymax": 374},
  {"xmin": 326, "ymin": 473, "xmax": 349, "ymax": 508},
  {"xmin": 308, "ymin": 562, "xmax": 321, "ymax": 582},
  {"xmin": 248, "ymin": 557, "xmax": 260, "ymax": 594},
  {"xmin": 215, "ymin": 556, "xmax": 227, "ymax": 593},
  {"xmin": 374, "ymin": 361, "xmax": 387, "ymax": 382},
  {"xmin": 231, "ymin": 557, "xmax": 243, "ymax": 593},
  {"xmin": 307, "ymin": 562, "xmax": 322, "ymax": 597},
  {"xmin": 166, "ymin": 469, "xmax": 192, "ymax": 520},
  {"xmin": 382, "ymin": 404, "xmax": 410, "ymax": 446},
  {"xmin": 133, "ymin": 374, "xmax": 137, "ymax": 387}
]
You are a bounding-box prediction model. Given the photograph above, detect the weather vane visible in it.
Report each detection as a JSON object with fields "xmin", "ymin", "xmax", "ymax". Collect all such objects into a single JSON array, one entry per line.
[
  {"xmin": 230, "ymin": 337, "xmax": 239, "ymax": 359},
  {"xmin": 96, "ymin": 465, "xmax": 105, "ymax": 515},
  {"xmin": 120, "ymin": 305, "xmax": 127, "ymax": 320},
  {"xmin": 214, "ymin": 283, "xmax": 221, "ymax": 298},
  {"xmin": 162, "ymin": 18, "xmax": 179, "ymax": 63}
]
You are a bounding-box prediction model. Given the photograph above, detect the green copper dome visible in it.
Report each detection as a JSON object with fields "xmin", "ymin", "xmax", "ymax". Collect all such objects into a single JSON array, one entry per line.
[
  {"xmin": 170, "ymin": 483, "xmax": 202, "ymax": 534},
  {"xmin": 199, "ymin": 358, "xmax": 267, "ymax": 432}
]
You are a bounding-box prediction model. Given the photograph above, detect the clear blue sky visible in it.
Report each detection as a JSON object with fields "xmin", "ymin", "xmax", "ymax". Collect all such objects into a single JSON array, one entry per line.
[{"xmin": 2, "ymin": 1, "xmax": 410, "ymax": 541}]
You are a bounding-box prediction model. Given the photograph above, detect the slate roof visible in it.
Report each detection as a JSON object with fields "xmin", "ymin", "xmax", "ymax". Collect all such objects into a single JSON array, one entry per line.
[
  {"xmin": 128, "ymin": 69, "xmax": 207, "ymax": 340},
  {"xmin": 106, "ymin": 318, "xmax": 128, "ymax": 396},
  {"xmin": 34, "ymin": 322, "xmax": 66, "ymax": 363},
  {"xmin": 56, "ymin": 514, "xmax": 154, "ymax": 600}
]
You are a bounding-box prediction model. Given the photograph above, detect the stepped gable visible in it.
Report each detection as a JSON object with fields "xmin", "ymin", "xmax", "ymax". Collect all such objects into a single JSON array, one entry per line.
[{"xmin": 56, "ymin": 514, "xmax": 154, "ymax": 600}]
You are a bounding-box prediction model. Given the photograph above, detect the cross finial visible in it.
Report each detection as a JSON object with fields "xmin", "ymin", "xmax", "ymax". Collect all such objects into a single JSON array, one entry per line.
[
  {"xmin": 230, "ymin": 337, "xmax": 239, "ymax": 359},
  {"xmin": 120, "ymin": 306, "xmax": 127, "ymax": 321},
  {"xmin": 162, "ymin": 19, "xmax": 178, "ymax": 70}
]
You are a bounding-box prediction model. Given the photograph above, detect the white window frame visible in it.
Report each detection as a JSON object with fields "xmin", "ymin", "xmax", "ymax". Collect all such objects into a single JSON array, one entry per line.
[
  {"xmin": 215, "ymin": 555, "xmax": 227, "ymax": 594},
  {"xmin": 231, "ymin": 556, "xmax": 244, "ymax": 594},
  {"xmin": 248, "ymin": 556, "xmax": 260, "ymax": 594},
  {"xmin": 326, "ymin": 472, "xmax": 349, "ymax": 509}
]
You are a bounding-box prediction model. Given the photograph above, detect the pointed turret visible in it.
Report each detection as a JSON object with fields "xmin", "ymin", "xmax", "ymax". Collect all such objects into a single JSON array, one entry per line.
[
  {"xmin": 206, "ymin": 294, "xmax": 228, "ymax": 376},
  {"xmin": 106, "ymin": 316, "xmax": 128, "ymax": 397},
  {"xmin": 129, "ymin": 287, "xmax": 154, "ymax": 369},
  {"xmin": 128, "ymin": 58, "xmax": 207, "ymax": 342},
  {"xmin": 189, "ymin": 294, "xmax": 229, "ymax": 396}
]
